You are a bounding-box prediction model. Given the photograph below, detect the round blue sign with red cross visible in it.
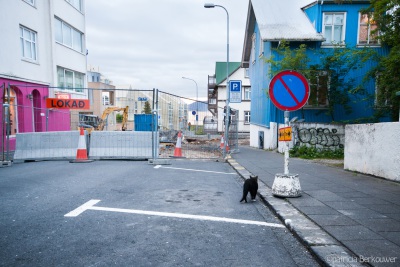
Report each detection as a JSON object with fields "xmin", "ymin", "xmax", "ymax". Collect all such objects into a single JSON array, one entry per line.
[{"xmin": 269, "ymin": 70, "xmax": 310, "ymax": 111}]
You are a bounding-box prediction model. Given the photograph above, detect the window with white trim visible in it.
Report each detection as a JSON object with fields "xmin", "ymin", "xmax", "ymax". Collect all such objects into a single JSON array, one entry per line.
[
  {"xmin": 55, "ymin": 17, "xmax": 83, "ymax": 53},
  {"xmin": 244, "ymin": 111, "xmax": 250, "ymax": 124},
  {"xmin": 23, "ymin": 0, "xmax": 35, "ymax": 6},
  {"xmin": 306, "ymin": 70, "xmax": 329, "ymax": 108},
  {"xmin": 322, "ymin": 12, "xmax": 346, "ymax": 45},
  {"xmin": 57, "ymin": 66, "xmax": 84, "ymax": 92},
  {"xmin": 20, "ymin": 25, "xmax": 37, "ymax": 62},
  {"xmin": 244, "ymin": 87, "xmax": 251, "ymax": 100},
  {"xmin": 251, "ymin": 34, "xmax": 256, "ymax": 64},
  {"xmin": 65, "ymin": 0, "xmax": 83, "ymax": 12},
  {"xmin": 358, "ymin": 12, "xmax": 379, "ymax": 45}
]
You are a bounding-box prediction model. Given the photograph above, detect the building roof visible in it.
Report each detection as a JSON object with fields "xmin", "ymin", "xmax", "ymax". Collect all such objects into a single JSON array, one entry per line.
[
  {"xmin": 253, "ymin": 0, "xmax": 324, "ymax": 41},
  {"xmin": 215, "ymin": 62, "xmax": 241, "ymax": 85},
  {"xmin": 242, "ymin": 0, "xmax": 325, "ymax": 66}
]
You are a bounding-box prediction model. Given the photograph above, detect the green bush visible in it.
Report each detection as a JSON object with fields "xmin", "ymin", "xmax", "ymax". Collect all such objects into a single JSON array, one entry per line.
[{"xmin": 289, "ymin": 145, "xmax": 344, "ymax": 159}]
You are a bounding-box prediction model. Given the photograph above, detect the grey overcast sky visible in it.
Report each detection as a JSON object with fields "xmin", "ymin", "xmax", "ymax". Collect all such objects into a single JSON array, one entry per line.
[{"xmin": 85, "ymin": 0, "xmax": 249, "ymax": 100}]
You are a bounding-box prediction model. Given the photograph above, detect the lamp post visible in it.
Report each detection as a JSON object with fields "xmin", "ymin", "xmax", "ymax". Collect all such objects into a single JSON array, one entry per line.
[
  {"xmin": 182, "ymin": 77, "xmax": 198, "ymax": 132},
  {"xmin": 204, "ymin": 3, "xmax": 230, "ymax": 158}
]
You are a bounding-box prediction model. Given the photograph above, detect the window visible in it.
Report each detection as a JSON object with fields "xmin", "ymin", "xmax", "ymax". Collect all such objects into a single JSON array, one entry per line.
[
  {"xmin": 322, "ymin": 12, "xmax": 346, "ymax": 45},
  {"xmin": 244, "ymin": 111, "xmax": 250, "ymax": 124},
  {"xmin": 209, "ymin": 98, "xmax": 216, "ymax": 104},
  {"xmin": 4, "ymin": 88, "xmax": 18, "ymax": 135},
  {"xmin": 102, "ymin": 95, "xmax": 109, "ymax": 106},
  {"xmin": 168, "ymin": 102, "xmax": 173, "ymax": 128},
  {"xmin": 374, "ymin": 74, "xmax": 390, "ymax": 107},
  {"xmin": 259, "ymin": 36, "xmax": 264, "ymax": 57},
  {"xmin": 55, "ymin": 17, "xmax": 83, "ymax": 53},
  {"xmin": 358, "ymin": 12, "xmax": 379, "ymax": 45},
  {"xmin": 23, "ymin": 0, "xmax": 35, "ymax": 6},
  {"xmin": 20, "ymin": 26, "xmax": 37, "ymax": 61},
  {"xmin": 65, "ymin": 0, "xmax": 83, "ymax": 12},
  {"xmin": 57, "ymin": 66, "xmax": 84, "ymax": 92},
  {"xmin": 306, "ymin": 70, "xmax": 329, "ymax": 108},
  {"xmin": 251, "ymin": 34, "xmax": 256, "ymax": 64},
  {"xmin": 245, "ymin": 68, "xmax": 249, "ymax": 78},
  {"xmin": 244, "ymin": 87, "xmax": 251, "ymax": 100}
]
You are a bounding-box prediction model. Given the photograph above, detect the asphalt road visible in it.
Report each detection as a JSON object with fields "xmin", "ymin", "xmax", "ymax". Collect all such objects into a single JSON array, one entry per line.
[{"xmin": 0, "ymin": 160, "xmax": 319, "ymax": 266}]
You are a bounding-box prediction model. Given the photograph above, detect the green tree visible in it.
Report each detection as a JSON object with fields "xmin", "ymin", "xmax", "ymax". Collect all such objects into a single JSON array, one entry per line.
[
  {"xmin": 364, "ymin": 0, "xmax": 400, "ymax": 121},
  {"xmin": 142, "ymin": 101, "xmax": 152, "ymax": 114},
  {"xmin": 265, "ymin": 41, "xmax": 376, "ymax": 121}
]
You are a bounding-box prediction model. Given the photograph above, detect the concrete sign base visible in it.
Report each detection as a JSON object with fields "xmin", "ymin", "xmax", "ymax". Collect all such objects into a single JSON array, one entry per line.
[{"xmin": 272, "ymin": 174, "xmax": 301, "ymax": 198}]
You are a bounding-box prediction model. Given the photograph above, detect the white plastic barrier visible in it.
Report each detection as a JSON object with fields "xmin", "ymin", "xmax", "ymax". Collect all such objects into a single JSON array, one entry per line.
[
  {"xmin": 89, "ymin": 131, "xmax": 157, "ymax": 159},
  {"xmin": 13, "ymin": 131, "xmax": 80, "ymax": 162}
]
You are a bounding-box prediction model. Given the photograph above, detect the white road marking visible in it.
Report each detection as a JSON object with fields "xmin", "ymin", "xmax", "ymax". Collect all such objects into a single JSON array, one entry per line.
[
  {"xmin": 154, "ymin": 165, "xmax": 237, "ymax": 175},
  {"xmin": 64, "ymin": 199, "xmax": 100, "ymax": 217},
  {"xmin": 65, "ymin": 199, "xmax": 284, "ymax": 228}
]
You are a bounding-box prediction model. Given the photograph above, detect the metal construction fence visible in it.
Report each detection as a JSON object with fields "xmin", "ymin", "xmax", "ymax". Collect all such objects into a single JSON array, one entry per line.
[{"xmin": 1, "ymin": 85, "xmax": 239, "ymax": 162}]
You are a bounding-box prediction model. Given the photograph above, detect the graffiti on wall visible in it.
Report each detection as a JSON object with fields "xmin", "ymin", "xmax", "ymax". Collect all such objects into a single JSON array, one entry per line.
[{"xmin": 294, "ymin": 127, "xmax": 344, "ymax": 149}]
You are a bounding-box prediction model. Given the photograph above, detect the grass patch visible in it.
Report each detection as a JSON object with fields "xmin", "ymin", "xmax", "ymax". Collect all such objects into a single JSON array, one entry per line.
[{"xmin": 289, "ymin": 145, "xmax": 344, "ymax": 159}]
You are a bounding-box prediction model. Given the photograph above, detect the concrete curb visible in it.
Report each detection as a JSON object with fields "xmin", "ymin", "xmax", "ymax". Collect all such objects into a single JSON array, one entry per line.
[{"xmin": 227, "ymin": 157, "xmax": 364, "ymax": 267}]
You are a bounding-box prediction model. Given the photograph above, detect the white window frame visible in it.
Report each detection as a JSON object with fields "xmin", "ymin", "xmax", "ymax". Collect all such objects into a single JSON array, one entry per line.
[
  {"xmin": 55, "ymin": 17, "xmax": 84, "ymax": 53},
  {"xmin": 357, "ymin": 12, "xmax": 380, "ymax": 46},
  {"xmin": 251, "ymin": 33, "xmax": 256, "ymax": 64},
  {"xmin": 244, "ymin": 68, "xmax": 249, "ymax": 78},
  {"xmin": 57, "ymin": 66, "xmax": 85, "ymax": 93},
  {"xmin": 23, "ymin": 0, "xmax": 35, "ymax": 7},
  {"xmin": 65, "ymin": 0, "xmax": 83, "ymax": 12},
  {"xmin": 20, "ymin": 25, "xmax": 38, "ymax": 62},
  {"xmin": 322, "ymin": 12, "xmax": 346, "ymax": 46},
  {"xmin": 244, "ymin": 87, "xmax": 251, "ymax": 100},
  {"xmin": 259, "ymin": 36, "xmax": 264, "ymax": 57},
  {"xmin": 244, "ymin": 111, "xmax": 250, "ymax": 124}
]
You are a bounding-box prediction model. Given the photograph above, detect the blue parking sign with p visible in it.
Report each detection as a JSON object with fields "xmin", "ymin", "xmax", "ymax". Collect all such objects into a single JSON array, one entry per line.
[{"xmin": 229, "ymin": 80, "xmax": 242, "ymax": 103}]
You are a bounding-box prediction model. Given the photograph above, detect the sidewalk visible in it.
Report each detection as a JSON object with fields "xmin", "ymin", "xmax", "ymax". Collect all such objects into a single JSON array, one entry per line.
[{"xmin": 229, "ymin": 146, "xmax": 400, "ymax": 267}]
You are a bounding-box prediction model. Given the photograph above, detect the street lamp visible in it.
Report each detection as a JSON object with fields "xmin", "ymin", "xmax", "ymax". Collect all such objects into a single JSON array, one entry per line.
[
  {"xmin": 182, "ymin": 76, "xmax": 198, "ymax": 132},
  {"xmin": 204, "ymin": 3, "xmax": 230, "ymax": 158}
]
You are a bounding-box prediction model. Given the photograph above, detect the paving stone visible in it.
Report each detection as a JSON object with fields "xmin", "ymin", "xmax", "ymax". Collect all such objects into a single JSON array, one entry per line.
[
  {"xmin": 308, "ymin": 214, "xmax": 359, "ymax": 227},
  {"xmin": 299, "ymin": 206, "xmax": 341, "ymax": 216},
  {"xmin": 324, "ymin": 225, "xmax": 385, "ymax": 241},
  {"xmin": 341, "ymin": 239, "xmax": 400, "ymax": 267}
]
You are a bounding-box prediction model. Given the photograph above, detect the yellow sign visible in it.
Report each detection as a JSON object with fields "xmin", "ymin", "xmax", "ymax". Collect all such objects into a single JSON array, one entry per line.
[{"xmin": 279, "ymin": 127, "xmax": 292, "ymax": 141}]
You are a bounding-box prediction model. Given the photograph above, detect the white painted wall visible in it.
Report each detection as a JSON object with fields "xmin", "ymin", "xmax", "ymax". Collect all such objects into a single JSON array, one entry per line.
[
  {"xmin": 250, "ymin": 122, "xmax": 278, "ymax": 150},
  {"xmin": 217, "ymin": 68, "xmax": 251, "ymax": 133},
  {"xmin": 345, "ymin": 122, "xmax": 400, "ymax": 182},
  {"xmin": 0, "ymin": 0, "xmax": 87, "ymax": 97},
  {"xmin": 0, "ymin": 1, "xmax": 53, "ymax": 84},
  {"xmin": 278, "ymin": 122, "xmax": 345, "ymax": 153}
]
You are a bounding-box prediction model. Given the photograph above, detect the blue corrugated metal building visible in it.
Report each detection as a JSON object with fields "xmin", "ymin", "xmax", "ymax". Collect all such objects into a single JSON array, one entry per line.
[{"xmin": 241, "ymin": 0, "xmax": 390, "ymax": 149}]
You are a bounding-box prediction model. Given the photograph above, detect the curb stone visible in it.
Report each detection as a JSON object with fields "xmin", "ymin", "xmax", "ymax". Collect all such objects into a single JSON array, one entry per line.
[{"xmin": 227, "ymin": 157, "xmax": 365, "ymax": 267}]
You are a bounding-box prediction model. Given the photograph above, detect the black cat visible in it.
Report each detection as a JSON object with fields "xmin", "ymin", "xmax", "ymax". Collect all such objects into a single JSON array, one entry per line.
[{"xmin": 240, "ymin": 175, "xmax": 258, "ymax": 203}]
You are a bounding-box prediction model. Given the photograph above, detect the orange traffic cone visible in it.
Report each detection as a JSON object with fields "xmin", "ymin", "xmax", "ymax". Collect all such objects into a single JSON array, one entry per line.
[
  {"xmin": 70, "ymin": 127, "xmax": 93, "ymax": 163},
  {"xmin": 171, "ymin": 131, "xmax": 184, "ymax": 158},
  {"xmin": 220, "ymin": 134, "xmax": 230, "ymax": 153},
  {"xmin": 220, "ymin": 134, "xmax": 225, "ymax": 149}
]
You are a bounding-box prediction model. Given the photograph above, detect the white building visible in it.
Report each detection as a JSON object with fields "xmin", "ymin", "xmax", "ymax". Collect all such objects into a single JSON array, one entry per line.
[
  {"xmin": 0, "ymin": 0, "xmax": 87, "ymax": 97},
  {"xmin": 0, "ymin": 0, "xmax": 88, "ymax": 140},
  {"xmin": 208, "ymin": 62, "xmax": 251, "ymax": 133}
]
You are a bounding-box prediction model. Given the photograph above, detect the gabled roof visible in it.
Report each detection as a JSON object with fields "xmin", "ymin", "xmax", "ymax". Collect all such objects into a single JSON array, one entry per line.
[
  {"xmin": 215, "ymin": 62, "xmax": 241, "ymax": 85},
  {"xmin": 242, "ymin": 0, "xmax": 325, "ymax": 67}
]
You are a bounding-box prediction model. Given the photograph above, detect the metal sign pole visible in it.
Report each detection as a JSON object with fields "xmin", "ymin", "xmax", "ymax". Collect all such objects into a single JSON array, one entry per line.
[{"xmin": 284, "ymin": 111, "xmax": 290, "ymax": 175}]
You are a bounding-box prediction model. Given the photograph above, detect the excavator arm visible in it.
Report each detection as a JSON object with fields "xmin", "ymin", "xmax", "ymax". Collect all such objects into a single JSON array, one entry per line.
[{"xmin": 96, "ymin": 106, "xmax": 129, "ymax": 131}]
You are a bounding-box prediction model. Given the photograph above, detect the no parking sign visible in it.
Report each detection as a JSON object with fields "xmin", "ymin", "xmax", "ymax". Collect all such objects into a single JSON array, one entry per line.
[{"xmin": 269, "ymin": 70, "xmax": 310, "ymax": 111}]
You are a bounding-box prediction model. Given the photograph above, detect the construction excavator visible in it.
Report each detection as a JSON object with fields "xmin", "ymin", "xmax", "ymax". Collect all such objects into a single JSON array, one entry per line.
[{"xmin": 79, "ymin": 106, "xmax": 129, "ymax": 133}]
